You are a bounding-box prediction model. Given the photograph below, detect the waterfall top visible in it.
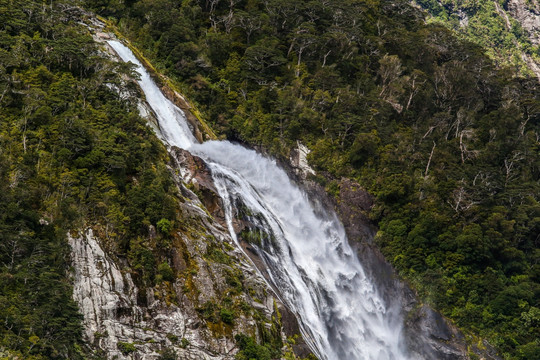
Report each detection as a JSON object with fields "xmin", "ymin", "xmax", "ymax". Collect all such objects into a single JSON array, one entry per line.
[
  {"xmin": 108, "ymin": 39, "xmax": 409, "ymax": 360},
  {"xmin": 108, "ymin": 40, "xmax": 197, "ymax": 149}
]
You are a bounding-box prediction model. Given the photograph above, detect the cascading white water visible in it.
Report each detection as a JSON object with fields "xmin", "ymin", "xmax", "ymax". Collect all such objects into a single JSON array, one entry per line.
[
  {"xmin": 109, "ymin": 40, "xmax": 409, "ymax": 360},
  {"xmin": 108, "ymin": 41, "xmax": 196, "ymax": 149}
]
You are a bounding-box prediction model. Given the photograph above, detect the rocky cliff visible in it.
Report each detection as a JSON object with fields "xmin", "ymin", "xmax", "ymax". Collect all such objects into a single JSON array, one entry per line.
[
  {"xmin": 67, "ymin": 23, "xmax": 303, "ymax": 360},
  {"xmin": 68, "ymin": 168, "xmax": 291, "ymax": 359},
  {"xmin": 287, "ymin": 148, "xmax": 502, "ymax": 360},
  {"xmin": 69, "ymin": 18, "xmax": 502, "ymax": 360},
  {"xmin": 415, "ymin": 0, "xmax": 540, "ymax": 79},
  {"xmin": 506, "ymin": 0, "xmax": 540, "ymax": 46},
  {"xmin": 68, "ymin": 139, "xmax": 297, "ymax": 359},
  {"xmin": 506, "ymin": 0, "xmax": 540, "ymax": 79}
]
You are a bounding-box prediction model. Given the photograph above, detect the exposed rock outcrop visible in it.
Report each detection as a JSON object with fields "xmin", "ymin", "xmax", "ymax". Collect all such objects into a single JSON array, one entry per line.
[
  {"xmin": 69, "ymin": 229, "xmax": 225, "ymax": 360},
  {"xmin": 70, "ymin": 22, "xmax": 303, "ymax": 360},
  {"xmin": 505, "ymin": 0, "xmax": 540, "ymax": 80},
  {"xmin": 170, "ymin": 147, "xmax": 225, "ymax": 223},
  {"xmin": 416, "ymin": 0, "xmax": 540, "ymax": 80},
  {"xmin": 69, "ymin": 162, "xmax": 290, "ymax": 359},
  {"xmin": 289, "ymin": 141, "xmax": 316, "ymax": 180},
  {"xmin": 506, "ymin": 0, "xmax": 540, "ymax": 46}
]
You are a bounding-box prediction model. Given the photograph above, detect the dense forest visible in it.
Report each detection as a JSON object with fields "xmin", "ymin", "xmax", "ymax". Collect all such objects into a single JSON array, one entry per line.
[
  {"xmin": 1, "ymin": 0, "xmax": 539, "ymax": 358},
  {"xmin": 0, "ymin": 0, "xmax": 182, "ymax": 357},
  {"xmin": 85, "ymin": 0, "xmax": 540, "ymax": 358},
  {"xmin": 415, "ymin": 0, "xmax": 540, "ymax": 76}
]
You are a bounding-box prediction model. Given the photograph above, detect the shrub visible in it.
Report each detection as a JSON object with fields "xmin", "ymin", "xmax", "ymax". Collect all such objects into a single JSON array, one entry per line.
[
  {"xmin": 157, "ymin": 262, "xmax": 175, "ymax": 282},
  {"xmin": 159, "ymin": 348, "xmax": 177, "ymax": 360},
  {"xmin": 234, "ymin": 334, "xmax": 271, "ymax": 360},
  {"xmin": 180, "ymin": 338, "xmax": 190, "ymax": 348},
  {"xmin": 220, "ymin": 308, "xmax": 235, "ymax": 325},
  {"xmin": 157, "ymin": 218, "xmax": 172, "ymax": 234},
  {"xmin": 117, "ymin": 342, "xmax": 136, "ymax": 355}
]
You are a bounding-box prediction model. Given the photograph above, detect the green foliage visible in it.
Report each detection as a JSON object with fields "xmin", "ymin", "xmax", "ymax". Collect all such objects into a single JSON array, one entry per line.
[
  {"xmin": 180, "ymin": 338, "xmax": 190, "ymax": 349},
  {"xmin": 234, "ymin": 301, "xmax": 285, "ymax": 359},
  {"xmin": 0, "ymin": 0, "xmax": 186, "ymax": 357},
  {"xmin": 416, "ymin": 0, "xmax": 537, "ymax": 76},
  {"xmin": 129, "ymin": 237, "xmax": 157, "ymax": 285},
  {"xmin": 197, "ymin": 301, "xmax": 219, "ymax": 323},
  {"xmin": 157, "ymin": 261, "xmax": 175, "ymax": 282},
  {"xmin": 205, "ymin": 243, "xmax": 232, "ymax": 265},
  {"xmin": 234, "ymin": 334, "xmax": 271, "ymax": 360},
  {"xmin": 158, "ymin": 348, "xmax": 177, "ymax": 360},
  {"xmin": 166, "ymin": 333, "xmax": 178, "ymax": 343},
  {"xmin": 157, "ymin": 218, "xmax": 173, "ymax": 234},
  {"xmin": 240, "ymin": 228, "xmax": 265, "ymax": 247},
  {"xmin": 224, "ymin": 267, "xmax": 244, "ymax": 294},
  {"xmin": 220, "ymin": 308, "xmax": 235, "ymax": 325},
  {"xmin": 516, "ymin": 340, "xmax": 540, "ymax": 360},
  {"xmin": 87, "ymin": 0, "xmax": 540, "ymax": 357},
  {"xmin": 117, "ymin": 342, "xmax": 137, "ymax": 355},
  {"xmin": 197, "ymin": 300, "xmax": 237, "ymax": 326}
]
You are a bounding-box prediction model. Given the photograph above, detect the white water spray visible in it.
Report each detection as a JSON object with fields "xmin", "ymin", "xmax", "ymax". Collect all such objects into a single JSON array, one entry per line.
[
  {"xmin": 109, "ymin": 40, "xmax": 409, "ymax": 360},
  {"xmin": 108, "ymin": 41, "xmax": 196, "ymax": 149}
]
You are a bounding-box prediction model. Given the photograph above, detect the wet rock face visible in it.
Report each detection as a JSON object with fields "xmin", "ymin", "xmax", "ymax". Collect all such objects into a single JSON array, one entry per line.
[
  {"xmin": 69, "ymin": 143, "xmax": 304, "ymax": 360},
  {"xmin": 170, "ymin": 147, "xmax": 225, "ymax": 223},
  {"xmin": 286, "ymin": 143, "xmax": 502, "ymax": 360},
  {"xmin": 405, "ymin": 305, "xmax": 468, "ymax": 360},
  {"xmin": 337, "ymin": 178, "xmax": 375, "ymax": 244}
]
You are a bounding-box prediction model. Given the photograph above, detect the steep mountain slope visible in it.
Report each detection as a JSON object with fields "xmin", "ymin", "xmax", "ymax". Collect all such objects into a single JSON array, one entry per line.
[
  {"xmin": 414, "ymin": 0, "xmax": 540, "ymax": 78},
  {"xmin": 0, "ymin": 2, "xmax": 295, "ymax": 359},
  {"xmin": 507, "ymin": 0, "xmax": 540, "ymax": 46},
  {"xmin": 86, "ymin": 0, "xmax": 540, "ymax": 359},
  {"xmin": 1, "ymin": 0, "xmax": 539, "ymax": 359},
  {"xmin": 90, "ymin": 28, "xmax": 501, "ymax": 360},
  {"xmin": 0, "ymin": 5, "xmax": 483, "ymax": 358}
]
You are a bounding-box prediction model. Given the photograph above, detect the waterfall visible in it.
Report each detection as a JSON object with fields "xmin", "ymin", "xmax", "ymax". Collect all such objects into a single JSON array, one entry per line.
[{"xmin": 108, "ymin": 40, "xmax": 409, "ymax": 360}]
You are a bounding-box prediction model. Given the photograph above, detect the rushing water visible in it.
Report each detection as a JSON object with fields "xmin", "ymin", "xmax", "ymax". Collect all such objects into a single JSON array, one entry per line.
[{"xmin": 109, "ymin": 40, "xmax": 409, "ymax": 360}]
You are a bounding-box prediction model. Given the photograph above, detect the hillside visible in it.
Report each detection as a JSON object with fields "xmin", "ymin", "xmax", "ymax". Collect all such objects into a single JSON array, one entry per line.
[
  {"xmin": 1, "ymin": 0, "xmax": 539, "ymax": 359},
  {"xmin": 87, "ymin": 0, "xmax": 540, "ymax": 358},
  {"xmin": 0, "ymin": 2, "xmax": 291, "ymax": 359},
  {"xmin": 414, "ymin": 0, "xmax": 540, "ymax": 79}
]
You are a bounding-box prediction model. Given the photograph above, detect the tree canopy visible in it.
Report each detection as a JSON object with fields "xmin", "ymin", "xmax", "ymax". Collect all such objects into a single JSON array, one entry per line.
[
  {"xmin": 0, "ymin": 0, "xmax": 180, "ymax": 357},
  {"xmin": 87, "ymin": 0, "xmax": 540, "ymax": 357}
]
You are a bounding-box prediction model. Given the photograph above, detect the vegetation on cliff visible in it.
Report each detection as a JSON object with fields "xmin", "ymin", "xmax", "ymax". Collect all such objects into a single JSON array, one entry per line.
[
  {"xmin": 1, "ymin": 0, "xmax": 539, "ymax": 357},
  {"xmin": 415, "ymin": 0, "xmax": 540, "ymax": 76},
  {"xmin": 0, "ymin": 0, "xmax": 181, "ymax": 357},
  {"xmin": 87, "ymin": 0, "xmax": 540, "ymax": 358},
  {"xmin": 0, "ymin": 2, "xmax": 297, "ymax": 359}
]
